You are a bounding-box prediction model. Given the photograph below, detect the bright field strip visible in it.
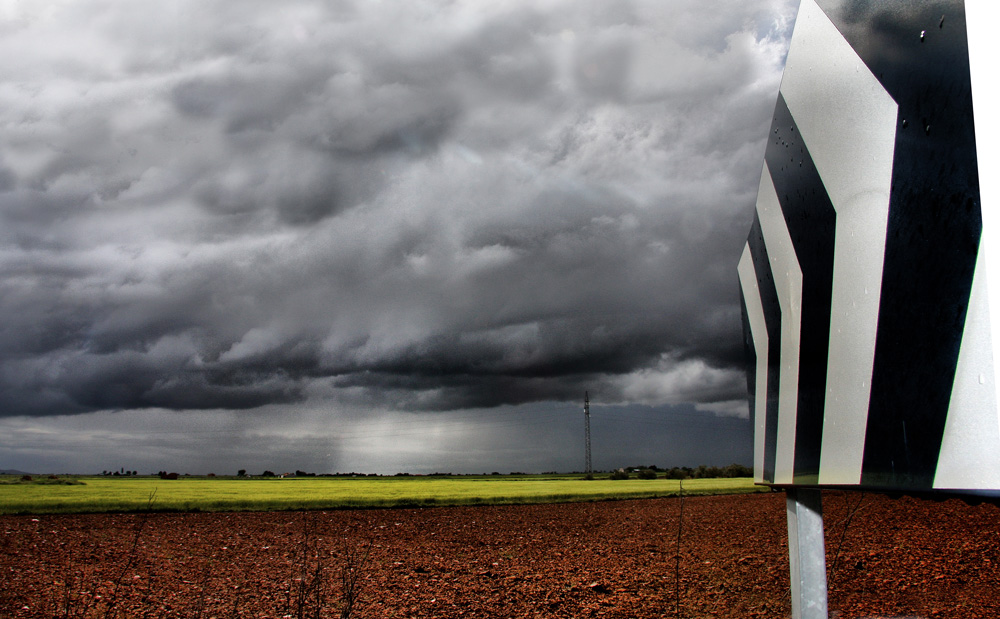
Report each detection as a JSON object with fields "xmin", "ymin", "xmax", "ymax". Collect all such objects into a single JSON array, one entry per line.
[{"xmin": 0, "ymin": 475, "xmax": 767, "ymax": 515}]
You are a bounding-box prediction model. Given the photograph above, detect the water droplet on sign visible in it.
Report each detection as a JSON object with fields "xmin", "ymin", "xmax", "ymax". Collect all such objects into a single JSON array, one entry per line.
[
  {"xmin": 920, "ymin": 30, "xmax": 925, "ymax": 41},
  {"xmin": 902, "ymin": 119, "xmax": 908, "ymax": 129}
]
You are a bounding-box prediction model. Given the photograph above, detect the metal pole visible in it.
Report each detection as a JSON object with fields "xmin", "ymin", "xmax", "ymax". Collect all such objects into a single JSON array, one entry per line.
[{"xmin": 786, "ymin": 487, "xmax": 828, "ymax": 619}]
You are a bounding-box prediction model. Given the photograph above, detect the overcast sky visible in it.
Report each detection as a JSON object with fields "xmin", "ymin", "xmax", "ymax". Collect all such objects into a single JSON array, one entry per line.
[{"xmin": 0, "ymin": 0, "xmax": 797, "ymax": 475}]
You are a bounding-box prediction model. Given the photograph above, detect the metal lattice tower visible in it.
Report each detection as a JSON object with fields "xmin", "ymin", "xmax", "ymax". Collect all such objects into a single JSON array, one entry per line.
[{"xmin": 584, "ymin": 391, "xmax": 592, "ymax": 475}]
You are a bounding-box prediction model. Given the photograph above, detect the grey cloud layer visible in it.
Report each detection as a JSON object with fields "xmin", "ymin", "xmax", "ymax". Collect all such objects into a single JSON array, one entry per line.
[{"xmin": 0, "ymin": 0, "xmax": 795, "ymax": 417}]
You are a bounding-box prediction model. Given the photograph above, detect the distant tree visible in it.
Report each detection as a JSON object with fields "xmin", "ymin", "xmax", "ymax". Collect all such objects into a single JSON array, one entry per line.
[
  {"xmin": 637, "ymin": 468, "xmax": 657, "ymax": 480},
  {"xmin": 663, "ymin": 467, "xmax": 686, "ymax": 480},
  {"xmin": 609, "ymin": 469, "xmax": 630, "ymax": 480},
  {"xmin": 694, "ymin": 464, "xmax": 723, "ymax": 479},
  {"xmin": 261, "ymin": 470, "xmax": 276, "ymax": 477},
  {"xmin": 721, "ymin": 463, "xmax": 753, "ymax": 478},
  {"xmin": 238, "ymin": 469, "xmax": 247, "ymax": 477}
]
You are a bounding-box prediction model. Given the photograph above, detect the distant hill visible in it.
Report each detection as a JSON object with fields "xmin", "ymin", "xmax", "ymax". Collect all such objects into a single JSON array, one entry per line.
[{"xmin": 0, "ymin": 469, "xmax": 32, "ymax": 476}]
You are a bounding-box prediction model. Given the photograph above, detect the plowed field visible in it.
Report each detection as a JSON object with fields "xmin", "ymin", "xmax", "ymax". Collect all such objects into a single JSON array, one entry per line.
[{"xmin": 2, "ymin": 491, "xmax": 998, "ymax": 618}]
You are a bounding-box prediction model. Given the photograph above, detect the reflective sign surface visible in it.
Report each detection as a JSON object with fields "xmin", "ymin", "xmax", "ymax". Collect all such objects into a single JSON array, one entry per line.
[{"xmin": 740, "ymin": 0, "xmax": 1000, "ymax": 494}]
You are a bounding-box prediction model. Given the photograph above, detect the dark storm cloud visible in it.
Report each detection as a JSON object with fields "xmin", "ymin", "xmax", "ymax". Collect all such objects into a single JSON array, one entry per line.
[{"xmin": 0, "ymin": 0, "xmax": 796, "ymax": 419}]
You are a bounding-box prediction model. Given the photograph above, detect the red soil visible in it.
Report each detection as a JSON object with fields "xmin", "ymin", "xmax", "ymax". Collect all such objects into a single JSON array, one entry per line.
[{"xmin": 2, "ymin": 491, "xmax": 998, "ymax": 618}]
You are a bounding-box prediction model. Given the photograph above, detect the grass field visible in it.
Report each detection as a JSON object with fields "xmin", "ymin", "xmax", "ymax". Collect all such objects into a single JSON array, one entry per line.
[{"xmin": 0, "ymin": 474, "xmax": 767, "ymax": 515}]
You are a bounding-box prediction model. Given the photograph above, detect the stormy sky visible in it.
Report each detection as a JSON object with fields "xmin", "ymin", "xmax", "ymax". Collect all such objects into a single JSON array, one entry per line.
[{"xmin": 0, "ymin": 0, "xmax": 797, "ymax": 475}]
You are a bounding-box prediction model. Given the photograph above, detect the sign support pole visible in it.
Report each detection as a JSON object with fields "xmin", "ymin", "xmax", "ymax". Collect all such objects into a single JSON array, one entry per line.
[{"xmin": 786, "ymin": 488, "xmax": 828, "ymax": 619}]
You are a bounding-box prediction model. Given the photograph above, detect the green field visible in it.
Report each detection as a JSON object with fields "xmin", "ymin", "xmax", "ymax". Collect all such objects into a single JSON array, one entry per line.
[{"xmin": 0, "ymin": 474, "xmax": 767, "ymax": 515}]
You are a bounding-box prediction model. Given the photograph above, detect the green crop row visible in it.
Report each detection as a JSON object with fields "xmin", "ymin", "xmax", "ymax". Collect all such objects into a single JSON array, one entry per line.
[{"xmin": 0, "ymin": 474, "xmax": 768, "ymax": 515}]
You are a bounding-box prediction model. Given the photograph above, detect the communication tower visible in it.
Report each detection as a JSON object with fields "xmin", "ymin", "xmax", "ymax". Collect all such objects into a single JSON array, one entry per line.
[{"xmin": 584, "ymin": 391, "xmax": 592, "ymax": 475}]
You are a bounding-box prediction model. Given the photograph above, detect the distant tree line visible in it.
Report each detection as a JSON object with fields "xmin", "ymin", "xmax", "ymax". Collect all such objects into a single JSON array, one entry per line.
[
  {"xmin": 102, "ymin": 469, "xmax": 138, "ymax": 476},
  {"xmin": 95, "ymin": 465, "xmax": 754, "ymax": 479},
  {"xmin": 254, "ymin": 469, "xmax": 325, "ymax": 478},
  {"xmin": 230, "ymin": 465, "xmax": 756, "ymax": 479},
  {"xmin": 610, "ymin": 463, "xmax": 753, "ymax": 480}
]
